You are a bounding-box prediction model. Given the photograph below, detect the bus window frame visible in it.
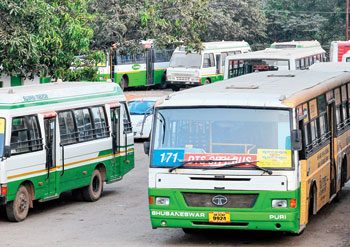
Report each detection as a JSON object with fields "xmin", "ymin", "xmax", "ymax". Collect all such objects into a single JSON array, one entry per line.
[{"xmin": 150, "ymin": 105, "xmax": 295, "ymax": 171}]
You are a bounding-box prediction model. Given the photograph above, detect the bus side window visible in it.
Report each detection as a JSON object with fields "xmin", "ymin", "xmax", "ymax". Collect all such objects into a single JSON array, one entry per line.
[
  {"xmin": 121, "ymin": 103, "xmax": 132, "ymax": 134},
  {"xmin": 58, "ymin": 111, "xmax": 78, "ymax": 145},
  {"xmin": 10, "ymin": 115, "xmax": 43, "ymax": 155},
  {"xmin": 296, "ymin": 59, "xmax": 301, "ymax": 69},
  {"xmin": 341, "ymin": 85, "xmax": 349, "ymax": 125},
  {"xmin": 310, "ymin": 120, "xmax": 319, "ymax": 145},
  {"xmin": 74, "ymin": 108, "xmax": 94, "ymax": 142},
  {"xmin": 203, "ymin": 53, "xmax": 215, "ymax": 68},
  {"xmin": 91, "ymin": 106, "xmax": 109, "ymax": 138},
  {"xmin": 300, "ymin": 59, "xmax": 305, "ymax": 70},
  {"xmin": 221, "ymin": 52, "xmax": 228, "ymax": 66}
]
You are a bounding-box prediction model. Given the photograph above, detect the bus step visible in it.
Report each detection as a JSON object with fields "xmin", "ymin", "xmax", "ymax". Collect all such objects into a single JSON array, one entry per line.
[{"xmin": 39, "ymin": 194, "xmax": 60, "ymax": 202}]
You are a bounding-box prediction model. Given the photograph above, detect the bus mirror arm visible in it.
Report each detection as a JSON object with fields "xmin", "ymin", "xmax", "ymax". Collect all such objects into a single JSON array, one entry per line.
[
  {"xmin": 144, "ymin": 141, "xmax": 150, "ymax": 155},
  {"xmin": 291, "ymin": 129, "xmax": 302, "ymax": 151},
  {"xmin": 3, "ymin": 146, "xmax": 11, "ymax": 159}
]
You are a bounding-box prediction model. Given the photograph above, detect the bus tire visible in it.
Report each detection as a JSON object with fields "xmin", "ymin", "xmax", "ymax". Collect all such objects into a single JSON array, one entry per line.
[
  {"xmin": 82, "ymin": 169, "xmax": 104, "ymax": 202},
  {"xmin": 308, "ymin": 183, "xmax": 317, "ymax": 222},
  {"xmin": 6, "ymin": 185, "xmax": 30, "ymax": 222},
  {"xmin": 204, "ymin": 78, "xmax": 211, "ymax": 85},
  {"xmin": 170, "ymin": 86, "xmax": 180, "ymax": 92},
  {"xmin": 341, "ymin": 159, "xmax": 347, "ymax": 188},
  {"xmin": 120, "ymin": 76, "xmax": 128, "ymax": 90},
  {"xmin": 158, "ymin": 74, "xmax": 168, "ymax": 89}
]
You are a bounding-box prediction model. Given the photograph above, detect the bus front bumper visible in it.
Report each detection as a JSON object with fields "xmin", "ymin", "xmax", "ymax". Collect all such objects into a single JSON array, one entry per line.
[{"xmin": 150, "ymin": 209, "xmax": 299, "ymax": 232}]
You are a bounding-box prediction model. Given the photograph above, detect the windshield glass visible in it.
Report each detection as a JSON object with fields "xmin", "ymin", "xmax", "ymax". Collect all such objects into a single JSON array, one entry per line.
[
  {"xmin": 0, "ymin": 118, "xmax": 5, "ymax": 157},
  {"xmin": 169, "ymin": 52, "xmax": 202, "ymax": 68},
  {"xmin": 151, "ymin": 108, "xmax": 292, "ymax": 169},
  {"xmin": 228, "ymin": 59, "xmax": 290, "ymax": 78},
  {"xmin": 128, "ymin": 100, "xmax": 155, "ymax": 115}
]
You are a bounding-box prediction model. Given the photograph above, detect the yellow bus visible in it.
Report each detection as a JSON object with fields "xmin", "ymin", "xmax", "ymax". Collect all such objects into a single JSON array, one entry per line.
[{"xmin": 147, "ymin": 69, "xmax": 350, "ymax": 234}]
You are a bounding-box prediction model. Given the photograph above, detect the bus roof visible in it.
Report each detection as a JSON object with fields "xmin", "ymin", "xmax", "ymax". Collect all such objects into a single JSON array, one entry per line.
[
  {"xmin": 270, "ymin": 40, "xmax": 321, "ymax": 49},
  {"xmin": 176, "ymin": 41, "xmax": 250, "ymax": 52},
  {"xmin": 310, "ymin": 62, "xmax": 350, "ymax": 72},
  {"xmin": 226, "ymin": 47, "xmax": 326, "ymax": 61},
  {"xmin": 158, "ymin": 70, "xmax": 350, "ymax": 109},
  {"xmin": 0, "ymin": 82, "xmax": 124, "ymax": 109}
]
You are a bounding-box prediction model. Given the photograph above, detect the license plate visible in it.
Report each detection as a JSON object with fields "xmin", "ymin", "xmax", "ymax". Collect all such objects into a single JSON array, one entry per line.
[{"xmin": 208, "ymin": 212, "xmax": 230, "ymax": 223}]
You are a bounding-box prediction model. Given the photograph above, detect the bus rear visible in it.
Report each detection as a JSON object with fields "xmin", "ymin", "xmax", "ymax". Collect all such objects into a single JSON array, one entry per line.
[{"xmin": 148, "ymin": 105, "xmax": 301, "ymax": 233}]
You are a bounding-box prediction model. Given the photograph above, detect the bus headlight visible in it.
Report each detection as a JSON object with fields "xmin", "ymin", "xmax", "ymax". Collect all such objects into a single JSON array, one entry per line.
[
  {"xmin": 272, "ymin": 199, "xmax": 287, "ymax": 208},
  {"xmin": 156, "ymin": 197, "xmax": 170, "ymax": 206}
]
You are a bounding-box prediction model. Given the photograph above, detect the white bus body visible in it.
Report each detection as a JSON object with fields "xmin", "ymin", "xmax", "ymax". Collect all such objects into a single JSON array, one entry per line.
[
  {"xmin": 329, "ymin": 41, "xmax": 350, "ymax": 62},
  {"xmin": 166, "ymin": 41, "xmax": 251, "ymax": 90},
  {"xmin": 0, "ymin": 82, "xmax": 134, "ymax": 221},
  {"xmin": 224, "ymin": 45, "xmax": 326, "ymax": 79}
]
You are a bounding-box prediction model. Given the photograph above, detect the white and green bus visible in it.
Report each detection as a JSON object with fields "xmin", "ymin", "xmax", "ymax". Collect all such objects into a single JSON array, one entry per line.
[
  {"xmin": 0, "ymin": 82, "xmax": 134, "ymax": 221},
  {"xmin": 224, "ymin": 41, "xmax": 326, "ymax": 79},
  {"xmin": 0, "ymin": 75, "xmax": 51, "ymax": 87},
  {"xmin": 146, "ymin": 69, "xmax": 350, "ymax": 234},
  {"xmin": 166, "ymin": 41, "xmax": 251, "ymax": 91},
  {"xmin": 97, "ymin": 48, "xmax": 173, "ymax": 89}
]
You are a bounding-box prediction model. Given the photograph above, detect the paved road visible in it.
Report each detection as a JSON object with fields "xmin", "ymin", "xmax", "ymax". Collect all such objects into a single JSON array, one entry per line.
[{"xmin": 0, "ymin": 143, "xmax": 349, "ymax": 247}]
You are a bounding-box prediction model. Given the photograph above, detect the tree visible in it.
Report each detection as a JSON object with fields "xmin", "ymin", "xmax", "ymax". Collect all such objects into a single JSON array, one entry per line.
[
  {"xmin": 203, "ymin": 0, "xmax": 267, "ymax": 47},
  {"xmin": 264, "ymin": 0, "xmax": 345, "ymax": 47},
  {"xmin": 90, "ymin": 0, "xmax": 210, "ymax": 52},
  {"xmin": 0, "ymin": 0, "xmax": 94, "ymax": 79}
]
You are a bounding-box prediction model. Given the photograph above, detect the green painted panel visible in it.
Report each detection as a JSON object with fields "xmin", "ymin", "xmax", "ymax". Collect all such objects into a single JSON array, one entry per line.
[
  {"xmin": 10, "ymin": 76, "xmax": 22, "ymax": 87},
  {"xmin": 149, "ymin": 188, "xmax": 301, "ymax": 233},
  {"xmin": 5, "ymin": 150, "xmax": 135, "ymax": 202},
  {"xmin": 115, "ymin": 69, "xmax": 166, "ymax": 88},
  {"xmin": 39, "ymin": 77, "xmax": 51, "ymax": 84}
]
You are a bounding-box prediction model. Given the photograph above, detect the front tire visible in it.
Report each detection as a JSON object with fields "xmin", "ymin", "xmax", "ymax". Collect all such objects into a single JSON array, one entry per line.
[
  {"xmin": 82, "ymin": 169, "xmax": 104, "ymax": 202},
  {"xmin": 120, "ymin": 77, "xmax": 128, "ymax": 90},
  {"xmin": 6, "ymin": 185, "xmax": 31, "ymax": 222}
]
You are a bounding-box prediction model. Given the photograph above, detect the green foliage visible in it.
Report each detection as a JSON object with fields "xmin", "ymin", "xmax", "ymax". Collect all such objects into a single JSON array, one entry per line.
[
  {"xmin": 61, "ymin": 67, "xmax": 100, "ymax": 82},
  {"xmin": 90, "ymin": 0, "xmax": 210, "ymax": 52},
  {"xmin": 0, "ymin": 0, "xmax": 94, "ymax": 79},
  {"xmin": 264, "ymin": 0, "xmax": 346, "ymax": 46},
  {"xmin": 204, "ymin": 1, "xmax": 267, "ymax": 45}
]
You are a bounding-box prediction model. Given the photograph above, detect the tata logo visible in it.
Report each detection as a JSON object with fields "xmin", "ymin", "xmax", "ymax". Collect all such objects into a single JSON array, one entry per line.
[
  {"xmin": 132, "ymin": 64, "xmax": 141, "ymax": 70},
  {"xmin": 211, "ymin": 195, "xmax": 228, "ymax": 206}
]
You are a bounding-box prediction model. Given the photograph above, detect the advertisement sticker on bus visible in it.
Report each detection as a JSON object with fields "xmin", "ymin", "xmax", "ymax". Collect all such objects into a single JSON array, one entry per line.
[
  {"xmin": 183, "ymin": 153, "xmax": 257, "ymax": 167},
  {"xmin": 257, "ymin": 149, "xmax": 292, "ymax": 168}
]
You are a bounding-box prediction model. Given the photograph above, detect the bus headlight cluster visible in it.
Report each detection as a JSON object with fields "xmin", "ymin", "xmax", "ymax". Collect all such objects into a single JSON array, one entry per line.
[
  {"xmin": 272, "ymin": 199, "xmax": 287, "ymax": 208},
  {"xmin": 155, "ymin": 197, "xmax": 170, "ymax": 206}
]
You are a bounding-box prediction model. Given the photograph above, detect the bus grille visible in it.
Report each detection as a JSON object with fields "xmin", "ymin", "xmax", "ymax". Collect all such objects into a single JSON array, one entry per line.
[{"xmin": 182, "ymin": 193, "xmax": 258, "ymax": 208}]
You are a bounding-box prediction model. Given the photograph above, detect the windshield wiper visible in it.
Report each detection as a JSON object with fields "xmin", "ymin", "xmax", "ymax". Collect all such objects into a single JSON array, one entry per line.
[
  {"xmin": 209, "ymin": 161, "xmax": 273, "ymax": 175},
  {"xmin": 168, "ymin": 159, "xmax": 239, "ymax": 173}
]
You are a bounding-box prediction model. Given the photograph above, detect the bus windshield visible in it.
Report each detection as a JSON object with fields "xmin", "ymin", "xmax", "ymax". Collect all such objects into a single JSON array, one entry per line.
[
  {"xmin": 0, "ymin": 118, "xmax": 5, "ymax": 157},
  {"xmin": 151, "ymin": 108, "xmax": 292, "ymax": 170},
  {"xmin": 169, "ymin": 52, "xmax": 202, "ymax": 68},
  {"xmin": 128, "ymin": 100, "xmax": 155, "ymax": 115},
  {"xmin": 228, "ymin": 59, "xmax": 290, "ymax": 78}
]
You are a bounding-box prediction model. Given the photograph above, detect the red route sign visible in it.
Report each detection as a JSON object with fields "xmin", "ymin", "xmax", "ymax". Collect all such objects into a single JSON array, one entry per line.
[{"xmin": 183, "ymin": 153, "xmax": 257, "ymax": 167}]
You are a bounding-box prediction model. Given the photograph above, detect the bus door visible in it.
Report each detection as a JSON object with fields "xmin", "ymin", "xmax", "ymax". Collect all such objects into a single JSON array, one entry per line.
[
  {"xmin": 110, "ymin": 106, "xmax": 121, "ymax": 178},
  {"xmin": 146, "ymin": 48, "xmax": 155, "ymax": 86},
  {"xmin": 120, "ymin": 103, "xmax": 134, "ymax": 174},
  {"xmin": 328, "ymin": 102, "xmax": 337, "ymax": 197},
  {"xmin": 216, "ymin": 54, "xmax": 221, "ymax": 74},
  {"xmin": 44, "ymin": 113, "xmax": 57, "ymax": 196}
]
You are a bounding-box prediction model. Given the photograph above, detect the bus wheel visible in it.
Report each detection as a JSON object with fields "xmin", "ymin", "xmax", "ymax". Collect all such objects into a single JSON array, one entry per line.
[
  {"xmin": 170, "ymin": 86, "xmax": 180, "ymax": 92},
  {"xmin": 82, "ymin": 169, "xmax": 104, "ymax": 202},
  {"xmin": 204, "ymin": 78, "xmax": 211, "ymax": 85},
  {"xmin": 308, "ymin": 184, "xmax": 316, "ymax": 222},
  {"xmin": 120, "ymin": 77, "xmax": 128, "ymax": 90},
  {"xmin": 6, "ymin": 185, "xmax": 30, "ymax": 222}
]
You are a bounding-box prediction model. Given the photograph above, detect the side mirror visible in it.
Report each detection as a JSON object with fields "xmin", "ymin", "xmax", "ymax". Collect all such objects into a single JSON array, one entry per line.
[
  {"xmin": 291, "ymin": 129, "xmax": 302, "ymax": 151},
  {"xmin": 3, "ymin": 145, "xmax": 11, "ymax": 158},
  {"xmin": 144, "ymin": 141, "xmax": 150, "ymax": 155}
]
